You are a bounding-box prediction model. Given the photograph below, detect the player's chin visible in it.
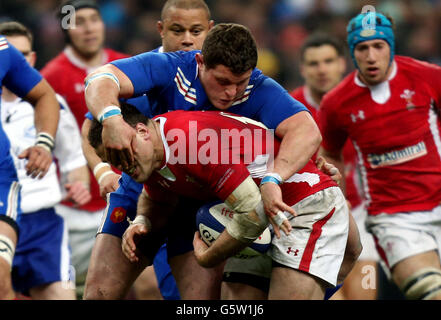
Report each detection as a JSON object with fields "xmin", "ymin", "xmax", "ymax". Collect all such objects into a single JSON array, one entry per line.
[
  {"xmin": 180, "ymin": 46, "xmax": 197, "ymax": 52},
  {"xmin": 214, "ymin": 100, "xmax": 234, "ymax": 110}
]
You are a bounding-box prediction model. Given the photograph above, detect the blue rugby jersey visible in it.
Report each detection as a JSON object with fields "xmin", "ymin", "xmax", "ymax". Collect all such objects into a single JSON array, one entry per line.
[{"xmin": 110, "ymin": 50, "xmax": 308, "ymax": 129}]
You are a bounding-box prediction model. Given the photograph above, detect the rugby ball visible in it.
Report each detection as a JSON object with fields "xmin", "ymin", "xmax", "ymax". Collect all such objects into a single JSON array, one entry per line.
[{"xmin": 196, "ymin": 200, "xmax": 271, "ymax": 258}]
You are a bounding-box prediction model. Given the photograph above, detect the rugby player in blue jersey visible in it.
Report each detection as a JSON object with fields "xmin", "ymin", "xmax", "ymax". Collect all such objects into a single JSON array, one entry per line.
[{"xmin": 0, "ymin": 35, "xmax": 60, "ymax": 299}]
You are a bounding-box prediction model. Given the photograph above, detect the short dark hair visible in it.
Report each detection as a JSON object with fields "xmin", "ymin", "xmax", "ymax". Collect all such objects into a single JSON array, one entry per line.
[
  {"xmin": 201, "ymin": 23, "xmax": 258, "ymax": 75},
  {"xmin": 88, "ymin": 102, "xmax": 150, "ymax": 150},
  {"xmin": 161, "ymin": 0, "xmax": 211, "ymax": 20},
  {"xmin": 0, "ymin": 21, "xmax": 33, "ymax": 45},
  {"xmin": 58, "ymin": 0, "xmax": 101, "ymax": 43},
  {"xmin": 300, "ymin": 33, "xmax": 345, "ymax": 62}
]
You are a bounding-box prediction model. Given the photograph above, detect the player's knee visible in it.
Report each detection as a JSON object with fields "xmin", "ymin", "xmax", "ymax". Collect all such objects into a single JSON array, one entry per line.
[
  {"xmin": 83, "ymin": 281, "xmax": 108, "ymax": 300},
  {"xmin": 400, "ymin": 267, "xmax": 441, "ymax": 300}
]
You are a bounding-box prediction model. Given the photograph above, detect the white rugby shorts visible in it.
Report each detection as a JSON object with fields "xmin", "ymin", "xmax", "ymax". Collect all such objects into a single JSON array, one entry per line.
[
  {"xmin": 271, "ymin": 186, "xmax": 349, "ymax": 286},
  {"xmin": 366, "ymin": 204, "xmax": 441, "ymax": 271}
]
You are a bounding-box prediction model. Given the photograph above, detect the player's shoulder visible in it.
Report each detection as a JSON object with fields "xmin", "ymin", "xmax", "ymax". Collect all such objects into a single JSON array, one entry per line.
[
  {"xmin": 395, "ymin": 55, "xmax": 441, "ymax": 75},
  {"xmin": 322, "ymin": 72, "xmax": 357, "ymax": 106},
  {"xmin": 0, "ymin": 36, "xmax": 11, "ymax": 66},
  {"xmin": 40, "ymin": 52, "xmax": 69, "ymax": 76},
  {"xmin": 290, "ymin": 86, "xmax": 304, "ymax": 99},
  {"xmin": 162, "ymin": 50, "xmax": 199, "ymax": 82}
]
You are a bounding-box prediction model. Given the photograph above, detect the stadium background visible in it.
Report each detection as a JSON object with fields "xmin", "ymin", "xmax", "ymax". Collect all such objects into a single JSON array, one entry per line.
[{"xmin": 1, "ymin": 0, "xmax": 440, "ymax": 91}]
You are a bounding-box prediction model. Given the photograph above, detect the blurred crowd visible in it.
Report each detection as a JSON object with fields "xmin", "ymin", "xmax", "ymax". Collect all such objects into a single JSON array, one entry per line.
[{"xmin": 1, "ymin": 0, "xmax": 441, "ymax": 91}]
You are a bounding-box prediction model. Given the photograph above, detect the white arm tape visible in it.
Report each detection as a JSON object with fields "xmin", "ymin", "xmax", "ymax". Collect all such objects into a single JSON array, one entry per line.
[
  {"xmin": 84, "ymin": 72, "xmax": 120, "ymax": 92},
  {"xmin": 93, "ymin": 162, "xmax": 111, "ymax": 176},
  {"xmin": 0, "ymin": 235, "xmax": 15, "ymax": 267},
  {"xmin": 224, "ymin": 177, "xmax": 269, "ymax": 243},
  {"xmin": 97, "ymin": 170, "xmax": 115, "ymax": 185},
  {"xmin": 131, "ymin": 215, "xmax": 152, "ymax": 231}
]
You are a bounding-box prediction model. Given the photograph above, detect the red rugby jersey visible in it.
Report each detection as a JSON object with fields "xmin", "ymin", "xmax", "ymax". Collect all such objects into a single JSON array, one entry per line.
[
  {"xmin": 143, "ymin": 111, "xmax": 337, "ymax": 206},
  {"xmin": 319, "ymin": 56, "xmax": 441, "ymax": 215}
]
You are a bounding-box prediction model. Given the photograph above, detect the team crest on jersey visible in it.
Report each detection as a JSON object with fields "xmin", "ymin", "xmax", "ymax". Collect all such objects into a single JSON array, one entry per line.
[
  {"xmin": 110, "ymin": 207, "xmax": 126, "ymax": 223},
  {"xmin": 400, "ymin": 89, "xmax": 416, "ymax": 110},
  {"xmin": 350, "ymin": 110, "xmax": 365, "ymax": 123},
  {"xmin": 367, "ymin": 141, "xmax": 427, "ymax": 168}
]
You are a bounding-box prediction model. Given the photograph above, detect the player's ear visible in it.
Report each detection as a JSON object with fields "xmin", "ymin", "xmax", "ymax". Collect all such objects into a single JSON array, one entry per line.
[
  {"xmin": 195, "ymin": 53, "xmax": 204, "ymax": 69},
  {"xmin": 208, "ymin": 20, "xmax": 215, "ymax": 30},
  {"xmin": 157, "ymin": 20, "xmax": 164, "ymax": 38},
  {"xmin": 135, "ymin": 123, "xmax": 150, "ymax": 140}
]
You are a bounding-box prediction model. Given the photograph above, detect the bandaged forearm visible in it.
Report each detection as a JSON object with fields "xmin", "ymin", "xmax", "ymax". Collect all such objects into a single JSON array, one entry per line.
[
  {"xmin": 225, "ymin": 176, "xmax": 269, "ymax": 243},
  {"xmin": 131, "ymin": 214, "xmax": 152, "ymax": 231}
]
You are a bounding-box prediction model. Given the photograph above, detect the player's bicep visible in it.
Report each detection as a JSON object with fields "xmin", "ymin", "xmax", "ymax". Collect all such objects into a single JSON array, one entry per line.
[
  {"xmin": 87, "ymin": 64, "xmax": 134, "ymax": 99},
  {"xmin": 110, "ymin": 52, "xmax": 173, "ymax": 97}
]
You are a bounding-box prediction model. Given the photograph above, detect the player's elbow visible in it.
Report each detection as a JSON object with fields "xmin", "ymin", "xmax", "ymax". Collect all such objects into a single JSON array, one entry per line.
[{"xmin": 311, "ymin": 124, "xmax": 322, "ymax": 150}]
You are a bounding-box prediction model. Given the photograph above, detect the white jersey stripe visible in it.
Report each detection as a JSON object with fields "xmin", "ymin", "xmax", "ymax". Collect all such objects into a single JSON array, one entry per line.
[
  {"xmin": 177, "ymin": 67, "xmax": 191, "ymax": 87},
  {"xmin": 7, "ymin": 182, "xmax": 20, "ymax": 220},
  {"xmin": 174, "ymin": 70, "xmax": 197, "ymax": 105},
  {"xmin": 353, "ymin": 140, "xmax": 371, "ymax": 207},
  {"xmin": 428, "ymin": 102, "xmax": 441, "ymax": 161},
  {"xmin": 59, "ymin": 220, "xmax": 72, "ymax": 284}
]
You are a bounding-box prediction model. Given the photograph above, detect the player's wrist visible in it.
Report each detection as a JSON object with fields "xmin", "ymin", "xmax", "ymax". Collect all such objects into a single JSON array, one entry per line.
[
  {"xmin": 93, "ymin": 162, "xmax": 114, "ymax": 184},
  {"xmin": 260, "ymin": 172, "xmax": 283, "ymax": 187},
  {"xmin": 35, "ymin": 132, "xmax": 55, "ymax": 153},
  {"xmin": 97, "ymin": 106, "xmax": 122, "ymax": 124},
  {"xmin": 131, "ymin": 214, "xmax": 152, "ymax": 230}
]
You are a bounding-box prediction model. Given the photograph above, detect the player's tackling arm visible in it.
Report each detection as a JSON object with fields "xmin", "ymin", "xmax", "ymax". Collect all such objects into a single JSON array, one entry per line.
[
  {"xmin": 273, "ymin": 111, "xmax": 322, "ymax": 180},
  {"xmin": 84, "ymin": 64, "xmax": 137, "ymax": 171},
  {"xmin": 19, "ymin": 79, "xmax": 60, "ymax": 179},
  {"xmin": 260, "ymin": 110, "xmax": 321, "ymax": 221}
]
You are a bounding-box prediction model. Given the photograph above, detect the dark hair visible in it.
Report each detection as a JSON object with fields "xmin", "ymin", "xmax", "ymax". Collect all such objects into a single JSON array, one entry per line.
[
  {"xmin": 88, "ymin": 102, "xmax": 150, "ymax": 150},
  {"xmin": 300, "ymin": 33, "xmax": 345, "ymax": 62},
  {"xmin": 201, "ymin": 23, "xmax": 257, "ymax": 75},
  {"xmin": 0, "ymin": 21, "xmax": 33, "ymax": 45},
  {"xmin": 58, "ymin": 0, "xmax": 101, "ymax": 44},
  {"xmin": 161, "ymin": 0, "xmax": 211, "ymax": 20}
]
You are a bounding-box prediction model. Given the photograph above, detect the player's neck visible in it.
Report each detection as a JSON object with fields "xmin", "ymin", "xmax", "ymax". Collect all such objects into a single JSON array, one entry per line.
[
  {"xmin": 1, "ymin": 87, "xmax": 18, "ymax": 102},
  {"xmin": 306, "ymin": 86, "xmax": 324, "ymax": 107},
  {"xmin": 66, "ymin": 45, "xmax": 105, "ymax": 68}
]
